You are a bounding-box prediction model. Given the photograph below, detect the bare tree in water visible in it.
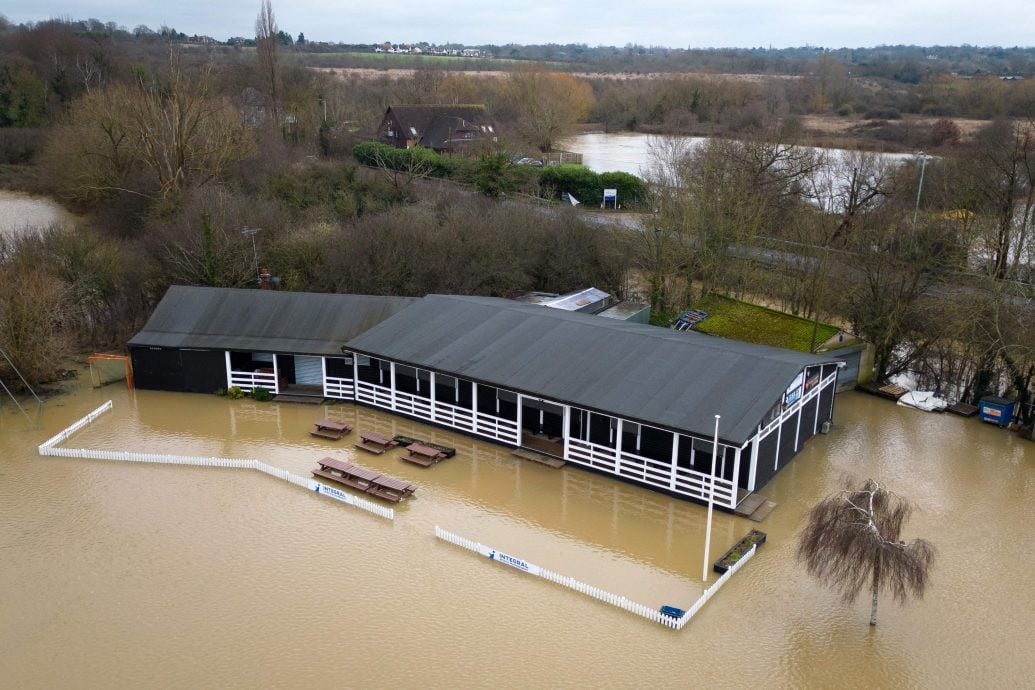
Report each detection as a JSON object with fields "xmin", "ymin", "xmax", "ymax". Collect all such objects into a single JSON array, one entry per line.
[{"xmin": 797, "ymin": 478, "xmax": 935, "ymax": 626}]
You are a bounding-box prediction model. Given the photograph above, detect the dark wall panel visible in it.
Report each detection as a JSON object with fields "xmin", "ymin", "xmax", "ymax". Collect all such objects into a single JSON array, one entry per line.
[
  {"xmin": 798, "ymin": 397, "xmax": 819, "ymax": 450},
  {"xmin": 777, "ymin": 411, "xmax": 799, "ymax": 469},
  {"xmin": 131, "ymin": 347, "xmax": 185, "ymax": 391},
  {"xmin": 754, "ymin": 430, "xmax": 780, "ymax": 488},
  {"xmin": 180, "ymin": 350, "xmax": 227, "ymax": 393}
]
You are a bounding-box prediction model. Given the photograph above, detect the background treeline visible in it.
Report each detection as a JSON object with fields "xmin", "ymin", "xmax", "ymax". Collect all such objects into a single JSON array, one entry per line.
[{"xmin": 0, "ymin": 14, "xmax": 1031, "ymax": 420}]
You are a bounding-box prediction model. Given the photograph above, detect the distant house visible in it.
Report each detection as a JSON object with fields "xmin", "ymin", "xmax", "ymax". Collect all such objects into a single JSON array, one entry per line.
[{"xmin": 379, "ymin": 105, "xmax": 498, "ymax": 153}]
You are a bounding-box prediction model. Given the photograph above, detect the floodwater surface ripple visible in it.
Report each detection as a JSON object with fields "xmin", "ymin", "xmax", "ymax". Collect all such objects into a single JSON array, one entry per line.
[{"xmin": 2, "ymin": 382, "xmax": 1033, "ymax": 688}]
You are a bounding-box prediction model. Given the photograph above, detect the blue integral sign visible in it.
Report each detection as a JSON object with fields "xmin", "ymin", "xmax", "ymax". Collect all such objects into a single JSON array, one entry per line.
[{"xmin": 488, "ymin": 549, "xmax": 540, "ymax": 575}]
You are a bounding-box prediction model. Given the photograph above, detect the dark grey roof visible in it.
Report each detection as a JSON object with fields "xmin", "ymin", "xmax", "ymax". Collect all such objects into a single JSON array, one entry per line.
[
  {"xmin": 129, "ymin": 286, "xmax": 417, "ymax": 356},
  {"xmin": 346, "ymin": 295, "xmax": 835, "ymax": 444}
]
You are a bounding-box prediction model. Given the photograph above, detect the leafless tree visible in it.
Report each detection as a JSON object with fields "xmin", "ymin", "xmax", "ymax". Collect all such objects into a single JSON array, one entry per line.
[
  {"xmin": 255, "ymin": 0, "xmax": 280, "ymax": 121},
  {"xmin": 797, "ymin": 478, "xmax": 936, "ymax": 626}
]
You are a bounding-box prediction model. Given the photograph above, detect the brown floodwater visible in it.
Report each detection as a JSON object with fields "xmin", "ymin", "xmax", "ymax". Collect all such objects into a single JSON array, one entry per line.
[{"xmin": 2, "ymin": 381, "xmax": 1033, "ymax": 688}]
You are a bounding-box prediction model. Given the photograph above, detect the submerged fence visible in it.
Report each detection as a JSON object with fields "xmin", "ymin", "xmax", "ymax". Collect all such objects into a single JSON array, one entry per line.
[
  {"xmin": 435, "ymin": 526, "xmax": 756, "ymax": 631},
  {"xmin": 38, "ymin": 400, "xmax": 394, "ymax": 521}
]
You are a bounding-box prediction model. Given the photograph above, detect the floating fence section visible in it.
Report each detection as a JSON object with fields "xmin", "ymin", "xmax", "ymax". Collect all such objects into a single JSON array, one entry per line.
[
  {"xmin": 38, "ymin": 400, "xmax": 393, "ymax": 521},
  {"xmin": 435, "ymin": 526, "xmax": 756, "ymax": 631}
]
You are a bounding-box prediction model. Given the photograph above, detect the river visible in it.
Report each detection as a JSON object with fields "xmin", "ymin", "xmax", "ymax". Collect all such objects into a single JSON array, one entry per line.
[
  {"xmin": 559, "ymin": 132, "xmax": 917, "ymax": 179},
  {"xmin": 2, "ymin": 379, "xmax": 1032, "ymax": 687},
  {"xmin": 0, "ymin": 189, "xmax": 75, "ymax": 238}
]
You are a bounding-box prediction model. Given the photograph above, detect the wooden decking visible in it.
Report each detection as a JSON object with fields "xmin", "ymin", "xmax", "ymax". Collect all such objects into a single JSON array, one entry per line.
[
  {"xmin": 354, "ymin": 431, "xmax": 399, "ymax": 455},
  {"xmin": 734, "ymin": 491, "xmax": 777, "ymax": 522},
  {"xmin": 520, "ymin": 433, "xmax": 564, "ymax": 458},
  {"xmin": 857, "ymin": 382, "xmax": 909, "ymax": 401},
  {"xmin": 947, "ymin": 401, "xmax": 980, "ymax": 417},
  {"xmin": 312, "ymin": 457, "xmax": 416, "ymax": 502},
  {"xmin": 511, "ymin": 448, "xmax": 566, "ymax": 469},
  {"xmin": 310, "ymin": 418, "xmax": 353, "ymax": 440}
]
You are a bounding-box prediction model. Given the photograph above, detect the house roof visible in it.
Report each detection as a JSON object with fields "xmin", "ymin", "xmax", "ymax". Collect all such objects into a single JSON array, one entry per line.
[
  {"xmin": 128, "ymin": 286, "xmax": 417, "ymax": 356},
  {"xmin": 386, "ymin": 104, "xmax": 492, "ymax": 136},
  {"xmin": 345, "ymin": 295, "xmax": 835, "ymax": 444}
]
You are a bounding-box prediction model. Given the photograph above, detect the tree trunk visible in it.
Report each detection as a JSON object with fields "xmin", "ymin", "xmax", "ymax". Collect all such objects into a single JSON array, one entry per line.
[{"xmin": 870, "ymin": 552, "xmax": 881, "ymax": 626}]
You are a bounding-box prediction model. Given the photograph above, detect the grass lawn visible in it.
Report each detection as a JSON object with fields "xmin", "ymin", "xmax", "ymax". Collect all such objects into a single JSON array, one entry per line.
[{"xmin": 689, "ymin": 294, "xmax": 840, "ymax": 352}]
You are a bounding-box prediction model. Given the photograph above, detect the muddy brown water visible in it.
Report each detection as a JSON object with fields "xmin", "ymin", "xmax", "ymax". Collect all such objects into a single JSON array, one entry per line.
[{"xmin": 2, "ymin": 382, "xmax": 1033, "ymax": 688}]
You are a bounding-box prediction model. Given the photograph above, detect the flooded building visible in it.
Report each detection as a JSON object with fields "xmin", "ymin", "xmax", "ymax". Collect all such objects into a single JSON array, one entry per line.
[{"xmin": 129, "ymin": 287, "xmax": 841, "ymax": 510}]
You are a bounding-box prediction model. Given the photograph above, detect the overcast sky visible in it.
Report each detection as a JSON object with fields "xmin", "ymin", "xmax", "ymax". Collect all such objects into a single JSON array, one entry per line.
[{"xmin": 2, "ymin": 1, "xmax": 1031, "ymax": 48}]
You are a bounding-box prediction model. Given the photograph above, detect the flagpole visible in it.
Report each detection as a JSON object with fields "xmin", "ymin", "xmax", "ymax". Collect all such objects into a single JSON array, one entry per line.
[{"xmin": 702, "ymin": 414, "xmax": 720, "ymax": 582}]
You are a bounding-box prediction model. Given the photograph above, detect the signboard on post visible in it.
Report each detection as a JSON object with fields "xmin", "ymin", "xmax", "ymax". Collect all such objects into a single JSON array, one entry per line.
[{"xmin": 602, "ymin": 188, "xmax": 618, "ymax": 209}]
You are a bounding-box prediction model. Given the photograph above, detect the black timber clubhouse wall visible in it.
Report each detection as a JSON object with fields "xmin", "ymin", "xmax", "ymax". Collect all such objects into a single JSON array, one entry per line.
[{"xmin": 131, "ymin": 347, "xmax": 226, "ymax": 394}]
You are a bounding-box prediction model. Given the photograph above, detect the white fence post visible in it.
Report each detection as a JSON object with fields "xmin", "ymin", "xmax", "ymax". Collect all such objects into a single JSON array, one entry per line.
[{"xmin": 38, "ymin": 400, "xmax": 394, "ymax": 521}]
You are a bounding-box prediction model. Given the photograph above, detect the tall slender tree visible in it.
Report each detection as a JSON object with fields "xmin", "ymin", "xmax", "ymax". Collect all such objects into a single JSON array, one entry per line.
[
  {"xmin": 255, "ymin": 0, "xmax": 280, "ymax": 121},
  {"xmin": 797, "ymin": 478, "xmax": 936, "ymax": 626}
]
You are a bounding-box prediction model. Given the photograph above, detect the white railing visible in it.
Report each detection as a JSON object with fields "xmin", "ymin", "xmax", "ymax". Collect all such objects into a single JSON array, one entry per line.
[
  {"xmin": 229, "ymin": 369, "xmax": 277, "ymax": 393},
  {"xmin": 757, "ymin": 371, "xmax": 836, "ymax": 440},
  {"xmin": 38, "ymin": 401, "xmax": 393, "ymax": 521},
  {"xmin": 324, "ymin": 376, "xmax": 355, "ymax": 400},
  {"xmin": 355, "ymin": 380, "xmax": 520, "ymax": 446},
  {"xmin": 567, "ymin": 438, "xmax": 736, "ymax": 508},
  {"xmin": 436, "ymin": 526, "xmax": 757, "ymax": 630},
  {"xmin": 355, "ymin": 380, "xmax": 393, "ymax": 408}
]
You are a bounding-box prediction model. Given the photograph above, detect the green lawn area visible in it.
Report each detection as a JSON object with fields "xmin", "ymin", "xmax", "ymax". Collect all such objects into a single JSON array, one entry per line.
[{"xmin": 689, "ymin": 295, "xmax": 840, "ymax": 353}]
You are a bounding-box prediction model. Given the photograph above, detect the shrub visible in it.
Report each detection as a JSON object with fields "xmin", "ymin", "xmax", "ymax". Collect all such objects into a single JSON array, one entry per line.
[
  {"xmin": 250, "ymin": 387, "xmax": 273, "ymax": 402},
  {"xmin": 226, "ymin": 386, "xmax": 244, "ymax": 399}
]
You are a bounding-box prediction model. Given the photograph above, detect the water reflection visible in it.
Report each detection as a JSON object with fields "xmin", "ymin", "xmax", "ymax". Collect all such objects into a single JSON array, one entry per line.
[{"xmin": 0, "ymin": 189, "xmax": 75, "ymax": 237}]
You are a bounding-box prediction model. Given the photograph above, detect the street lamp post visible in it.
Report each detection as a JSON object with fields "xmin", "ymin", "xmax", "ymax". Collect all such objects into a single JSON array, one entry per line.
[
  {"xmin": 702, "ymin": 414, "xmax": 721, "ymax": 582},
  {"xmin": 241, "ymin": 227, "xmax": 260, "ymax": 286}
]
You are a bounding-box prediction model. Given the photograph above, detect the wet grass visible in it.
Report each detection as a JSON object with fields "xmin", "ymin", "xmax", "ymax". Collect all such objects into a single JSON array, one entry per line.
[{"xmin": 690, "ymin": 294, "xmax": 840, "ymax": 352}]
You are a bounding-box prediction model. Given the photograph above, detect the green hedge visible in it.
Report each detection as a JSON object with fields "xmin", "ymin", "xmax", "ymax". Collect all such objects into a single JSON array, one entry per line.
[
  {"xmin": 352, "ymin": 141, "xmax": 462, "ymax": 178},
  {"xmin": 540, "ymin": 165, "xmax": 647, "ymax": 207},
  {"xmin": 351, "ymin": 141, "xmax": 647, "ymax": 207}
]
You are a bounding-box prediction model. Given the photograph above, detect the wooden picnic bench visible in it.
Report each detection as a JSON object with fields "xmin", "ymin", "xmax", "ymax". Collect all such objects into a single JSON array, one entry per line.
[
  {"xmin": 401, "ymin": 443, "xmax": 448, "ymax": 467},
  {"xmin": 354, "ymin": 431, "xmax": 399, "ymax": 455},
  {"xmin": 311, "ymin": 457, "xmax": 416, "ymax": 502},
  {"xmin": 312, "ymin": 457, "xmax": 380, "ymax": 491},
  {"xmin": 366, "ymin": 474, "xmax": 418, "ymax": 502},
  {"xmin": 310, "ymin": 418, "xmax": 353, "ymax": 440}
]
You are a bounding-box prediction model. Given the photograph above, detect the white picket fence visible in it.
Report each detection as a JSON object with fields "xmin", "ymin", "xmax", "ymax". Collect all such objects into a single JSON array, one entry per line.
[
  {"xmin": 435, "ymin": 526, "xmax": 756, "ymax": 630},
  {"xmin": 38, "ymin": 400, "xmax": 394, "ymax": 521}
]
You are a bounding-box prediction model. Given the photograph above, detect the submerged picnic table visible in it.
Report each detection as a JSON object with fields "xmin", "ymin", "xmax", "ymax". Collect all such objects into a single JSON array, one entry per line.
[
  {"xmin": 312, "ymin": 457, "xmax": 416, "ymax": 502},
  {"xmin": 354, "ymin": 431, "xmax": 400, "ymax": 455},
  {"xmin": 310, "ymin": 418, "xmax": 353, "ymax": 440},
  {"xmin": 401, "ymin": 443, "xmax": 448, "ymax": 467}
]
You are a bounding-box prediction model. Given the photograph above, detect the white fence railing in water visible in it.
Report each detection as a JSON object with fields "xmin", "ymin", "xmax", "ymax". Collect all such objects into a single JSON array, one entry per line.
[
  {"xmin": 435, "ymin": 526, "xmax": 756, "ymax": 631},
  {"xmin": 38, "ymin": 401, "xmax": 393, "ymax": 521}
]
